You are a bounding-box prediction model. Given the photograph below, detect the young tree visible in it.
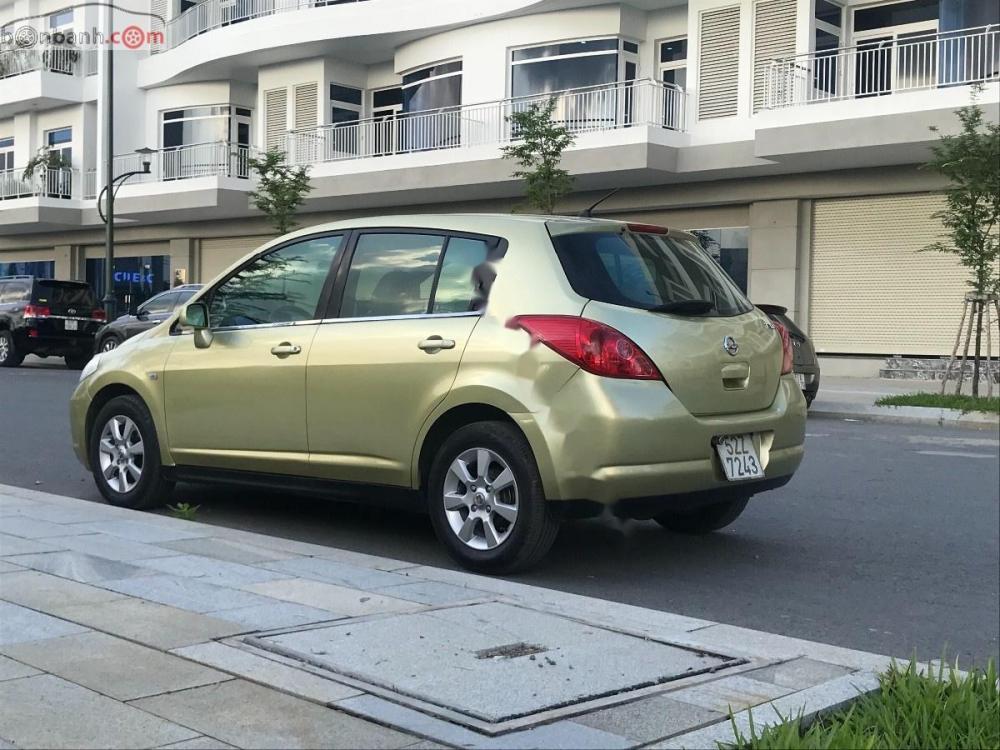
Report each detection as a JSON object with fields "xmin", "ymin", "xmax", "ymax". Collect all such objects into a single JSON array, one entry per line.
[
  {"xmin": 501, "ymin": 98, "xmax": 576, "ymax": 214},
  {"xmin": 922, "ymin": 95, "xmax": 1000, "ymax": 396},
  {"xmin": 247, "ymin": 148, "xmax": 314, "ymax": 235}
]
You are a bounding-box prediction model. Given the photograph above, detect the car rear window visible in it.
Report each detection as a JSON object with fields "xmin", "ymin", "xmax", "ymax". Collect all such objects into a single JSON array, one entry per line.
[
  {"xmin": 33, "ymin": 281, "xmax": 97, "ymax": 309},
  {"xmin": 549, "ymin": 230, "xmax": 753, "ymax": 317}
]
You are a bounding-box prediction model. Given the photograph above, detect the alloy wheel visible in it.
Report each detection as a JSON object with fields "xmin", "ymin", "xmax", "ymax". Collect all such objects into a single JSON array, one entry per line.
[
  {"xmin": 97, "ymin": 415, "xmax": 144, "ymax": 494},
  {"xmin": 0, "ymin": 336, "xmax": 8, "ymax": 363},
  {"xmin": 101, "ymin": 338, "xmax": 119, "ymax": 352},
  {"xmin": 443, "ymin": 447, "xmax": 519, "ymax": 550}
]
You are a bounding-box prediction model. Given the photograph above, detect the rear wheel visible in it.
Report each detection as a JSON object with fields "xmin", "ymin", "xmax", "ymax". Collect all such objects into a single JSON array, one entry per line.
[
  {"xmin": 65, "ymin": 352, "xmax": 91, "ymax": 370},
  {"xmin": 89, "ymin": 395, "xmax": 173, "ymax": 510},
  {"xmin": 654, "ymin": 496, "xmax": 749, "ymax": 534},
  {"xmin": 0, "ymin": 331, "xmax": 23, "ymax": 368},
  {"xmin": 427, "ymin": 421, "xmax": 559, "ymax": 574}
]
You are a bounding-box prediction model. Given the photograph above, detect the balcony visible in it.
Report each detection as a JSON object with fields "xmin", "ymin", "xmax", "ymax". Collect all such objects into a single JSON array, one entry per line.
[
  {"xmin": 286, "ymin": 79, "xmax": 687, "ymax": 166},
  {"xmin": 1, "ymin": 168, "xmax": 81, "ymax": 201},
  {"xmin": 0, "ymin": 47, "xmax": 96, "ymax": 117},
  {"xmin": 763, "ymin": 25, "xmax": 999, "ymax": 109}
]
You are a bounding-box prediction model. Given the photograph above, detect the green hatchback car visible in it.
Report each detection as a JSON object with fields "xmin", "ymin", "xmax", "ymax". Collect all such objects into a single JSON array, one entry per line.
[{"xmin": 70, "ymin": 215, "xmax": 806, "ymax": 572}]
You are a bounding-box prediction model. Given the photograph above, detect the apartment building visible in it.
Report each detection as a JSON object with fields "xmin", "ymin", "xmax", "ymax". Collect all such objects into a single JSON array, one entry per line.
[{"xmin": 1, "ymin": 0, "xmax": 997, "ymax": 369}]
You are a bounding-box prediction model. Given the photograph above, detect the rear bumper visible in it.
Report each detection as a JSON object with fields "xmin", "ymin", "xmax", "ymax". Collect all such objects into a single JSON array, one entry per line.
[
  {"xmin": 518, "ymin": 373, "xmax": 806, "ymax": 506},
  {"xmin": 15, "ymin": 321, "xmax": 98, "ymax": 356}
]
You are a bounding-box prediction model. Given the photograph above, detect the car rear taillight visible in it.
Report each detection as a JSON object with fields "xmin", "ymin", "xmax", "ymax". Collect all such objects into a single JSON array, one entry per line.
[
  {"xmin": 772, "ymin": 319, "xmax": 794, "ymax": 375},
  {"xmin": 91, "ymin": 308, "xmax": 106, "ymax": 322},
  {"xmin": 23, "ymin": 304, "xmax": 51, "ymax": 318},
  {"xmin": 506, "ymin": 315, "xmax": 663, "ymax": 381}
]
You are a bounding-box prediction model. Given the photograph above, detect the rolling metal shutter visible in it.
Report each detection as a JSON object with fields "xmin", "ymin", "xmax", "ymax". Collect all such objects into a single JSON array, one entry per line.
[
  {"xmin": 200, "ymin": 236, "xmax": 271, "ymax": 282},
  {"xmin": 809, "ymin": 194, "xmax": 970, "ymax": 356},
  {"xmin": 293, "ymin": 83, "xmax": 319, "ymax": 130},
  {"xmin": 698, "ymin": 6, "xmax": 742, "ymax": 120},
  {"xmin": 752, "ymin": 0, "xmax": 797, "ymax": 112},
  {"xmin": 264, "ymin": 88, "xmax": 288, "ymax": 152}
]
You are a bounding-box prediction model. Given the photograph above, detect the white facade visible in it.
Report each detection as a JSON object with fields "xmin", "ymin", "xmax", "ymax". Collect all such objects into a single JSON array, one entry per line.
[{"xmin": 1, "ymin": 0, "xmax": 998, "ymax": 358}]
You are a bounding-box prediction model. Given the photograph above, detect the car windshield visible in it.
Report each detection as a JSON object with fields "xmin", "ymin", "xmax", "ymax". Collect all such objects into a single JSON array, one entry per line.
[
  {"xmin": 550, "ymin": 230, "xmax": 753, "ymax": 317},
  {"xmin": 33, "ymin": 281, "xmax": 96, "ymax": 309}
]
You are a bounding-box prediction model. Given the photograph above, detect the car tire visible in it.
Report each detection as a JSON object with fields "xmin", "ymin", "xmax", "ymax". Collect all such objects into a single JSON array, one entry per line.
[
  {"xmin": 0, "ymin": 331, "xmax": 23, "ymax": 368},
  {"xmin": 654, "ymin": 496, "xmax": 750, "ymax": 534},
  {"xmin": 89, "ymin": 395, "xmax": 174, "ymax": 510},
  {"xmin": 65, "ymin": 352, "xmax": 91, "ymax": 370},
  {"xmin": 99, "ymin": 335, "xmax": 122, "ymax": 353},
  {"xmin": 427, "ymin": 421, "xmax": 559, "ymax": 574}
]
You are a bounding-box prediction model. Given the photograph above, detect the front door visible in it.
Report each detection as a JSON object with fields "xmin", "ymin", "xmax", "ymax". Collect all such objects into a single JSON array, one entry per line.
[
  {"xmin": 305, "ymin": 231, "xmax": 495, "ymax": 486},
  {"xmin": 163, "ymin": 234, "xmax": 344, "ymax": 475}
]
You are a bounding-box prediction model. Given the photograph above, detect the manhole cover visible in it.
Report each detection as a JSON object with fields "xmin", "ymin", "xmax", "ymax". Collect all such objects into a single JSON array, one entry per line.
[{"xmin": 252, "ymin": 602, "xmax": 740, "ymax": 723}]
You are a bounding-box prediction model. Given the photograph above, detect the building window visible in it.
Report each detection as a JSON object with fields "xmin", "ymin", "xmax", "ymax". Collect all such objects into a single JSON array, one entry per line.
[
  {"xmin": 691, "ymin": 228, "xmax": 749, "ymax": 294},
  {"xmin": 658, "ymin": 37, "xmax": 688, "ymax": 90},
  {"xmin": 0, "ymin": 137, "xmax": 13, "ymax": 172},
  {"xmin": 400, "ymin": 61, "xmax": 462, "ymax": 150},
  {"xmin": 86, "ymin": 256, "xmax": 172, "ymax": 314},
  {"xmin": 45, "ymin": 128, "xmax": 73, "ymax": 167},
  {"xmin": 0, "ymin": 260, "xmax": 55, "ymax": 277},
  {"xmin": 330, "ymin": 84, "xmax": 362, "ymax": 125},
  {"xmin": 510, "ymin": 38, "xmax": 620, "ymax": 98},
  {"xmin": 851, "ymin": 0, "xmax": 939, "ymax": 96},
  {"xmin": 371, "ymin": 86, "xmax": 403, "ymax": 155},
  {"xmin": 48, "ymin": 8, "xmax": 73, "ymax": 28},
  {"xmin": 161, "ymin": 106, "xmax": 250, "ymax": 178}
]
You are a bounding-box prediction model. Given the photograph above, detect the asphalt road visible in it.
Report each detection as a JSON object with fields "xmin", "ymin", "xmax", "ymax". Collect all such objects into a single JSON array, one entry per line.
[{"xmin": 2, "ymin": 356, "xmax": 998, "ymax": 665}]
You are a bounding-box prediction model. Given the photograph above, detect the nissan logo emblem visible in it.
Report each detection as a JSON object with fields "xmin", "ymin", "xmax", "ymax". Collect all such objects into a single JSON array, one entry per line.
[{"xmin": 723, "ymin": 336, "xmax": 739, "ymax": 356}]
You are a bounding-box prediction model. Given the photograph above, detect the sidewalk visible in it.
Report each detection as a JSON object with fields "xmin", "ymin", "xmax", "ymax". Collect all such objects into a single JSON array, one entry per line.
[
  {"xmin": 0, "ymin": 484, "xmax": 891, "ymax": 749},
  {"xmin": 810, "ymin": 376, "xmax": 999, "ymax": 430}
]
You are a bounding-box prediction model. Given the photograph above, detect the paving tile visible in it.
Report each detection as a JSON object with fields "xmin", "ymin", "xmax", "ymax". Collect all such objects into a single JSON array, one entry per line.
[
  {"xmin": 572, "ymin": 692, "xmax": 724, "ymax": 743},
  {"xmin": 157, "ymin": 737, "xmax": 238, "ymax": 749},
  {"xmin": 0, "ymin": 674, "xmax": 200, "ymax": 749},
  {"xmin": 244, "ymin": 578, "xmax": 418, "ymax": 617},
  {"xmin": 4, "ymin": 551, "xmax": 155, "ymax": 583},
  {"xmin": 262, "ymin": 556, "xmax": 411, "ymax": 589},
  {"xmin": 476, "ymin": 721, "xmax": 632, "ymax": 749},
  {"xmin": 173, "ymin": 642, "xmax": 362, "ymax": 703},
  {"xmin": 69, "ymin": 519, "xmax": 210, "ymax": 543},
  {"xmin": 0, "ymin": 654, "xmax": 40, "ymax": 681},
  {"xmin": 745, "ymin": 658, "xmax": 855, "ymax": 691},
  {"xmin": 0, "ymin": 569, "xmax": 126, "ymax": 612},
  {"xmin": 207, "ymin": 602, "xmax": 343, "ymax": 631},
  {"xmin": 41, "ymin": 533, "xmax": 178, "ymax": 561},
  {"xmin": 0, "ymin": 532, "xmax": 65, "ymax": 556},
  {"xmin": 52, "ymin": 598, "xmax": 246, "ymax": 650},
  {"xmin": 159, "ymin": 537, "xmax": 301, "ymax": 565},
  {"xmin": 334, "ymin": 694, "xmax": 489, "ymax": 748},
  {"xmin": 132, "ymin": 679, "xmax": 417, "ymax": 749},
  {"xmin": 669, "ymin": 674, "xmax": 794, "ymax": 714},
  {"xmin": 134, "ymin": 554, "xmax": 290, "ymax": 586},
  {"xmin": 0, "ymin": 561, "xmax": 22, "ymax": 574},
  {"xmin": 0, "ymin": 516, "xmax": 80, "ymax": 539},
  {"xmin": 100, "ymin": 574, "xmax": 284, "ymax": 613},
  {"xmin": 0, "ymin": 602, "xmax": 89, "ymax": 645},
  {"xmin": 374, "ymin": 580, "xmax": 495, "ymax": 605},
  {"xmin": 0, "ymin": 503, "xmax": 114, "ymax": 524},
  {"xmin": 2, "ymin": 631, "xmax": 230, "ymax": 701}
]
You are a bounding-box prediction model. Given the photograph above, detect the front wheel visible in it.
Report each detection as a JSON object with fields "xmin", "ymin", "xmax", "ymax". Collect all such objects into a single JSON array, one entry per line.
[
  {"xmin": 99, "ymin": 335, "xmax": 122, "ymax": 353},
  {"xmin": 654, "ymin": 496, "xmax": 749, "ymax": 534},
  {"xmin": 89, "ymin": 395, "xmax": 174, "ymax": 510},
  {"xmin": 427, "ymin": 421, "xmax": 559, "ymax": 574}
]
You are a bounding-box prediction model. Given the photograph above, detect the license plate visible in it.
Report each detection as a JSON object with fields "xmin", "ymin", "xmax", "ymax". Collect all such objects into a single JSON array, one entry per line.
[
  {"xmin": 794, "ymin": 373, "xmax": 805, "ymax": 389},
  {"xmin": 64, "ymin": 319, "xmax": 78, "ymax": 331},
  {"xmin": 715, "ymin": 434, "xmax": 765, "ymax": 482}
]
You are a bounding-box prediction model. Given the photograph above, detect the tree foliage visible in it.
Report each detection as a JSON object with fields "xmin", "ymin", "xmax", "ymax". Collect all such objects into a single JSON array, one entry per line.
[
  {"xmin": 502, "ymin": 98, "xmax": 576, "ymax": 214},
  {"xmin": 922, "ymin": 96, "xmax": 1000, "ymax": 297},
  {"xmin": 247, "ymin": 148, "xmax": 314, "ymax": 235}
]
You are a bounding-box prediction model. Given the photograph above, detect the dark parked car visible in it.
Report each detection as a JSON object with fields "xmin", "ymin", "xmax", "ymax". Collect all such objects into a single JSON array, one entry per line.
[
  {"xmin": 0, "ymin": 276, "xmax": 105, "ymax": 369},
  {"xmin": 758, "ymin": 304, "xmax": 820, "ymax": 407},
  {"xmin": 95, "ymin": 284, "xmax": 203, "ymax": 352}
]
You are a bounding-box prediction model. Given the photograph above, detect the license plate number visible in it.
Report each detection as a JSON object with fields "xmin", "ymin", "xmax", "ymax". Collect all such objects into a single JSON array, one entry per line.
[
  {"xmin": 794, "ymin": 373, "xmax": 805, "ymax": 389},
  {"xmin": 64, "ymin": 320, "xmax": 78, "ymax": 331},
  {"xmin": 715, "ymin": 434, "xmax": 765, "ymax": 482}
]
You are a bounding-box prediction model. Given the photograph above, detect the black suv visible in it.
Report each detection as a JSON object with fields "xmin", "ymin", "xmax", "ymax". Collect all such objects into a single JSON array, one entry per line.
[{"xmin": 0, "ymin": 276, "xmax": 105, "ymax": 369}]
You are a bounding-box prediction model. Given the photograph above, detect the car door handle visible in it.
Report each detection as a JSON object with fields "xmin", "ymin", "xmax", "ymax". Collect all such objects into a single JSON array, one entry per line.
[
  {"xmin": 270, "ymin": 342, "xmax": 302, "ymax": 357},
  {"xmin": 418, "ymin": 336, "xmax": 456, "ymax": 352}
]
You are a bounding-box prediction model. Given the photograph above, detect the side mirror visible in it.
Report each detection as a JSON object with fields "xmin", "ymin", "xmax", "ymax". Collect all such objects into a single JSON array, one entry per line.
[
  {"xmin": 136, "ymin": 309, "xmax": 149, "ymax": 320},
  {"xmin": 180, "ymin": 302, "xmax": 213, "ymax": 349}
]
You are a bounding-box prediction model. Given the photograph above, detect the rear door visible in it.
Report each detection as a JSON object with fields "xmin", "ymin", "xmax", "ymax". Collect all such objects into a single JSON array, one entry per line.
[
  {"xmin": 549, "ymin": 226, "xmax": 782, "ymax": 416},
  {"xmin": 304, "ymin": 231, "xmax": 492, "ymax": 486}
]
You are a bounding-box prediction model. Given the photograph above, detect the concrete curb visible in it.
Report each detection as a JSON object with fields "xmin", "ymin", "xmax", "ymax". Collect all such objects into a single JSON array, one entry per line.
[{"xmin": 810, "ymin": 404, "xmax": 1000, "ymax": 431}]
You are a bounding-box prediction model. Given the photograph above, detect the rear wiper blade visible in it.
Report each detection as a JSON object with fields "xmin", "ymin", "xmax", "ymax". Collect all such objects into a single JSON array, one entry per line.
[{"xmin": 648, "ymin": 299, "xmax": 714, "ymax": 315}]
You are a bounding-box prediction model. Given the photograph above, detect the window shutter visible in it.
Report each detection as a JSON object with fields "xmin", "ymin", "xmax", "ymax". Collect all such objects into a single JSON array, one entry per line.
[
  {"xmin": 752, "ymin": 0, "xmax": 798, "ymax": 112},
  {"xmin": 149, "ymin": 0, "xmax": 168, "ymax": 52},
  {"xmin": 698, "ymin": 6, "xmax": 742, "ymax": 120},
  {"xmin": 293, "ymin": 83, "xmax": 318, "ymax": 130},
  {"xmin": 264, "ymin": 88, "xmax": 288, "ymax": 152}
]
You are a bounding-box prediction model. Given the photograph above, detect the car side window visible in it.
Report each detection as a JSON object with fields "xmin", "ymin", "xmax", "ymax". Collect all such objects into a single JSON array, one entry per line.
[
  {"xmin": 0, "ymin": 283, "xmax": 6, "ymax": 303},
  {"xmin": 173, "ymin": 289, "xmax": 197, "ymax": 308},
  {"xmin": 340, "ymin": 233, "xmax": 446, "ymax": 318},
  {"xmin": 141, "ymin": 292, "xmax": 176, "ymax": 316},
  {"xmin": 1, "ymin": 282, "xmax": 29, "ymax": 304},
  {"xmin": 208, "ymin": 235, "xmax": 343, "ymax": 328},
  {"xmin": 432, "ymin": 237, "xmax": 491, "ymax": 313}
]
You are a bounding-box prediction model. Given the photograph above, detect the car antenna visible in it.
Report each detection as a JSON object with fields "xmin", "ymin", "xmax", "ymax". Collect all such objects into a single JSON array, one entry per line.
[{"xmin": 578, "ymin": 188, "xmax": 620, "ymax": 218}]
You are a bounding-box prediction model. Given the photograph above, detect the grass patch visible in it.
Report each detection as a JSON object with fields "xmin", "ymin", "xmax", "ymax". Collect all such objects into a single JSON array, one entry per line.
[
  {"xmin": 875, "ymin": 392, "xmax": 1000, "ymax": 414},
  {"xmin": 730, "ymin": 660, "xmax": 999, "ymax": 750}
]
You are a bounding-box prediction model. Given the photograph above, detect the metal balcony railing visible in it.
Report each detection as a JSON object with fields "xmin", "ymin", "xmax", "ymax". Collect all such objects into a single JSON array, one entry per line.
[
  {"xmin": 0, "ymin": 168, "xmax": 79, "ymax": 200},
  {"xmin": 286, "ymin": 79, "xmax": 687, "ymax": 167},
  {"xmin": 764, "ymin": 25, "xmax": 999, "ymax": 109},
  {"xmin": 155, "ymin": 0, "xmax": 372, "ymax": 52},
  {"xmin": 0, "ymin": 47, "xmax": 83, "ymax": 79}
]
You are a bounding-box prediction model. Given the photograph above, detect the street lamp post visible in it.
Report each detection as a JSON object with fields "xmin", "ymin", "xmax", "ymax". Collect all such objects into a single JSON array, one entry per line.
[{"xmin": 97, "ymin": 147, "xmax": 154, "ymax": 319}]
